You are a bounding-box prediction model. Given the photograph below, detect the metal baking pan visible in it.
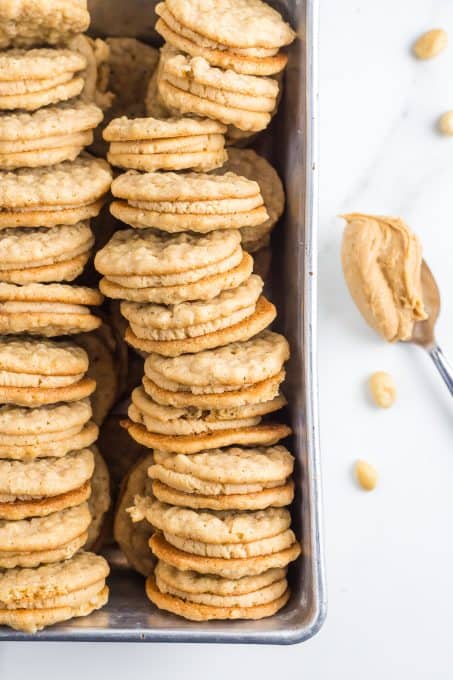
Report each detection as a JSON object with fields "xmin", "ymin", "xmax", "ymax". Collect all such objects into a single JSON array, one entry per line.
[{"xmin": 0, "ymin": 0, "xmax": 325, "ymax": 644}]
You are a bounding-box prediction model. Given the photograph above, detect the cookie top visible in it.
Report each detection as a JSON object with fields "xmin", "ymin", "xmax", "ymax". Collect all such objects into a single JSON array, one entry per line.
[
  {"xmin": 0, "ymin": 551, "xmax": 109, "ymax": 608},
  {"xmin": 0, "ymin": 157, "xmax": 112, "ymax": 209},
  {"xmin": 0, "ymin": 223, "xmax": 93, "ymax": 268},
  {"xmin": 153, "ymin": 446, "xmax": 294, "ymax": 484},
  {"xmin": 214, "ymin": 148, "xmax": 284, "ymax": 230},
  {"xmin": 145, "ymin": 330, "xmax": 290, "ymax": 388},
  {"xmin": 164, "ymin": 0, "xmax": 296, "ymax": 49},
  {"xmin": 0, "ymin": 48, "xmax": 86, "ymax": 80},
  {"xmin": 161, "ymin": 49, "xmax": 279, "ymax": 98},
  {"xmin": 136, "ymin": 500, "xmax": 291, "ymax": 544},
  {"xmin": 0, "ymin": 282, "xmax": 103, "ymax": 305},
  {"xmin": 0, "ymin": 448, "xmax": 94, "ymax": 498},
  {"xmin": 0, "ymin": 337, "xmax": 88, "ymax": 376},
  {"xmin": 0, "ymin": 102, "xmax": 103, "ymax": 141},
  {"xmin": 0, "ymin": 0, "xmax": 90, "ymax": 49},
  {"xmin": 95, "ymin": 228, "xmax": 241, "ymax": 276},
  {"xmin": 0, "ymin": 503, "xmax": 91, "ymax": 552},
  {"xmin": 121, "ymin": 275, "xmax": 262, "ymax": 329},
  {"xmin": 104, "ymin": 115, "xmax": 226, "ymax": 141},
  {"xmin": 0, "ymin": 399, "xmax": 92, "ymax": 436},
  {"xmin": 111, "ymin": 170, "xmax": 259, "ymax": 202}
]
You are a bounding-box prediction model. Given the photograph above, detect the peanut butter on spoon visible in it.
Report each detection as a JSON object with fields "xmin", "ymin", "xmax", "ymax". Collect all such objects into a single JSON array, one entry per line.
[{"xmin": 341, "ymin": 213, "xmax": 427, "ymax": 342}]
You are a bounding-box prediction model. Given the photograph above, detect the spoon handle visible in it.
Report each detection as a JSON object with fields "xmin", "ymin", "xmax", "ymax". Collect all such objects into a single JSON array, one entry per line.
[{"xmin": 428, "ymin": 345, "xmax": 453, "ymax": 396}]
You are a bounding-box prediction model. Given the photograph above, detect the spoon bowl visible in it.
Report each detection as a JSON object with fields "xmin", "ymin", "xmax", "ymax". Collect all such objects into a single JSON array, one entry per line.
[
  {"xmin": 410, "ymin": 260, "xmax": 441, "ymax": 348},
  {"xmin": 410, "ymin": 260, "xmax": 453, "ymax": 396}
]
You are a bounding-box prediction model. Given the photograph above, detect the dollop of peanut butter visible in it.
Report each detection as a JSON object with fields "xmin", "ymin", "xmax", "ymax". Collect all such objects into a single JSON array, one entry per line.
[{"xmin": 341, "ymin": 213, "xmax": 427, "ymax": 342}]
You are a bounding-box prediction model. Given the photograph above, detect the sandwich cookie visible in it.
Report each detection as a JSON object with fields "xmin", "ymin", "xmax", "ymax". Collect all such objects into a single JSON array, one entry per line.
[
  {"xmin": 0, "ymin": 449, "xmax": 94, "ymax": 520},
  {"xmin": 0, "ymin": 283, "xmax": 103, "ymax": 337},
  {"xmin": 113, "ymin": 454, "xmax": 156, "ymax": 577},
  {"xmin": 130, "ymin": 501, "xmax": 292, "ymax": 546},
  {"xmin": 105, "ymin": 115, "xmax": 227, "ymax": 172},
  {"xmin": 125, "ymin": 385, "xmax": 289, "ymax": 454},
  {"xmin": 157, "ymin": 48, "xmax": 278, "ymax": 132},
  {"xmin": 213, "ymin": 148, "xmax": 285, "ymax": 252},
  {"xmin": 68, "ymin": 35, "xmax": 113, "ymax": 111},
  {"xmin": 0, "ymin": 551, "xmax": 109, "ymax": 633},
  {"xmin": 74, "ymin": 331, "xmax": 119, "ymax": 425},
  {"xmin": 0, "ymin": 503, "xmax": 92, "ymax": 569},
  {"xmin": 0, "ymin": 102, "xmax": 103, "ymax": 169},
  {"xmin": 121, "ymin": 275, "xmax": 276, "ymax": 355},
  {"xmin": 0, "ymin": 421, "xmax": 99, "ymax": 462},
  {"xmin": 110, "ymin": 170, "xmax": 268, "ymax": 233},
  {"xmin": 0, "ymin": 48, "xmax": 86, "ymax": 110},
  {"xmin": 0, "ymin": 337, "xmax": 95, "ymax": 406},
  {"xmin": 147, "ymin": 558, "xmax": 288, "ymax": 620},
  {"xmin": 0, "ymin": 223, "xmax": 94, "ymax": 285},
  {"xmin": 0, "ymin": 0, "xmax": 90, "ymax": 49},
  {"xmin": 85, "ymin": 448, "xmax": 111, "ymax": 552},
  {"xmin": 150, "ymin": 531, "xmax": 301, "ymax": 580},
  {"xmin": 155, "ymin": 0, "xmax": 295, "ymax": 76},
  {"xmin": 0, "ymin": 157, "xmax": 112, "ymax": 229},
  {"xmin": 141, "ymin": 330, "xmax": 289, "ymax": 411},
  {"xmin": 149, "ymin": 445, "xmax": 294, "ymax": 510},
  {"xmin": 96, "ymin": 228, "xmax": 253, "ymax": 304},
  {"xmin": 0, "ymin": 399, "xmax": 93, "ymax": 458}
]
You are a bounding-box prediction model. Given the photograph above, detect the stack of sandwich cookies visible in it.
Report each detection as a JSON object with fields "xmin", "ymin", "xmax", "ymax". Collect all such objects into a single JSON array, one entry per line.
[
  {"xmin": 92, "ymin": 0, "xmax": 296, "ymax": 625},
  {"xmin": 129, "ymin": 501, "xmax": 299, "ymax": 621},
  {"xmin": 0, "ymin": 0, "xmax": 112, "ymax": 635},
  {"xmin": 104, "ymin": 116, "xmax": 227, "ymax": 172},
  {"xmin": 0, "ymin": 102, "xmax": 103, "ymax": 170},
  {"xmin": 0, "ymin": 343, "xmax": 109, "ymax": 614},
  {"xmin": 109, "ymin": 170, "xmax": 268, "ymax": 233},
  {"xmin": 157, "ymin": 47, "xmax": 279, "ymax": 132},
  {"xmin": 0, "ymin": 552, "xmax": 109, "ymax": 634},
  {"xmin": 0, "ymin": 157, "xmax": 111, "ymax": 229},
  {"xmin": 96, "ymin": 229, "xmax": 253, "ymax": 305},
  {"xmin": 0, "ymin": 0, "xmax": 90, "ymax": 49},
  {"xmin": 120, "ymin": 274, "xmax": 276, "ymax": 355},
  {"xmin": 155, "ymin": 0, "xmax": 295, "ymax": 76},
  {"xmin": 149, "ymin": 446, "xmax": 295, "ymax": 511},
  {"xmin": 0, "ymin": 49, "xmax": 87, "ymax": 111}
]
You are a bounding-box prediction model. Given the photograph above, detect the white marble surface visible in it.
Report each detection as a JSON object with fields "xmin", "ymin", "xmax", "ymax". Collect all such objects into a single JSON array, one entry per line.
[{"xmin": 2, "ymin": 0, "xmax": 453, "ymax": 676}]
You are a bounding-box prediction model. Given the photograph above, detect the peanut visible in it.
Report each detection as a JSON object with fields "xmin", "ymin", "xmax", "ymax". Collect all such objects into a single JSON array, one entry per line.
[
  {"xmin": 368, "ymin": 371, "xmax": 396, "ymax": 408},
  {"xmin": 413, "ymin": 29, "xmax": 448, "ymax": 60},
  {"xmin": 355, "ymin": 460, "xmax": 378, "ymax": 491},
  {"xmin": 438, "ymin": 111, "xmax": 453, "ymax": 136}
]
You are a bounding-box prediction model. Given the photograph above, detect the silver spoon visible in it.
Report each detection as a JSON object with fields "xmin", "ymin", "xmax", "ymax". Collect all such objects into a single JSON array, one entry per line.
[{"xmin": 410, "ymin": 261, "xmax": 453, "ymax": 395}]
